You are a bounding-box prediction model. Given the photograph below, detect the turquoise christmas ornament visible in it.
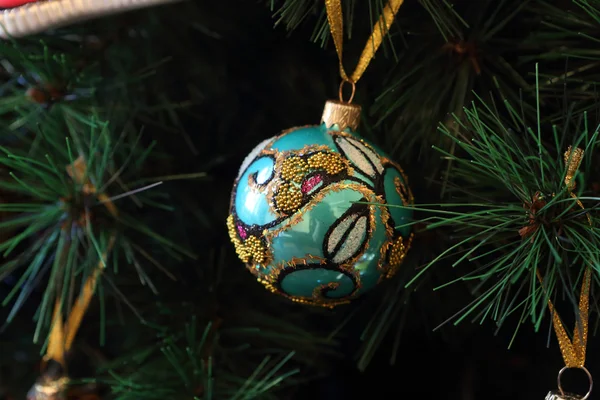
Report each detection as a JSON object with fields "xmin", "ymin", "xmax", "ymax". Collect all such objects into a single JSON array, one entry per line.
[{"xmin": 227, "ymin": 100, "xmax": 413, "ymax": 308}]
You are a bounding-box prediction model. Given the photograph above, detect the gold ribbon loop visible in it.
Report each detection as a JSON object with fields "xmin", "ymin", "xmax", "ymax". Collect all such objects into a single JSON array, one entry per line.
[
  {"xmin": 538, "ymin": 268, "xmax": 591, "ymax": 368},
  {"xmin": 564, "ymin": 146, "xmax": 583, "ymax": 189},
  {"xmin": 564, "ymin": 146, "xmax": 592, "ymax": 226},
  {"xmin": 325, "ymin": 0, "xmax": 404, "ymax": 97},
  {"xmin": 44, "ymin": 156, "xmax": 118, "ymax": 369},
  {"xmin": 536, "ymin": 146, "xmax": 591, "ymax": 370}
]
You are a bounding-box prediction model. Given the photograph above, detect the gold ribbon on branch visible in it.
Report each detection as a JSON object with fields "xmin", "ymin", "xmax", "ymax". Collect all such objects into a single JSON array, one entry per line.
[
  {"xmin": 325, "ymin": 0, "xmax": 404, "ymax": 102},
  {"xmin": 31, "ymin": 156, "xmax": 118, "ymax": 399},
  {"xmin": 535, "ymin": 146, "xmax": 593, "ymax": 397},
  {"xmin": 536, "ymin": 267, "xmax": 591, "ymax": 369}
]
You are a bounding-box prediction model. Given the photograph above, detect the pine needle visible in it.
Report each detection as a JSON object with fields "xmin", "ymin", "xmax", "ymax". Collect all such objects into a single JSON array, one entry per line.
[{"xmin": 398, "ymin": 84, "xmax": 600, "ymax": 334}]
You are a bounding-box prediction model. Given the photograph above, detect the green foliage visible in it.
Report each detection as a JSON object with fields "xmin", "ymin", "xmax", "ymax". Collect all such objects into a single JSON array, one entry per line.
[
  {"xmin": 0, "ymin": 109, "xmax": 195, "ymax": 344},
  {"xmin": 0, "ymin": 37, "xmax": 143, "ymax": 132},
  {"xmin": 0, "ymin": 38, "xmax": 98, "ymax": 131},
  {"xmin": 403, "ymin": 87, "xmax": 600, "ymax": 336},
  {"xmin": 372, "ymin": 0, "xmax": 533, "ymax": 183},
  {"xmin": 523, "ymin": 0, "xmax": 600, "ymax": 119},
  {"xmin": 92, "ymin": 246, "xmax": 338, "ymax": 400},
  {"xmin": 101, "ymin": 317, "xmax": 300, "ymax": 400}
]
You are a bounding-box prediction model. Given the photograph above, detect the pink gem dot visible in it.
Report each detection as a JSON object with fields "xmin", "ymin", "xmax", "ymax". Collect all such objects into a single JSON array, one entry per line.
[
  {"xmin": 237, "ymin": 224, "xmax": 247, "ymax": 239},
  {"xmin": 301, "ymin": 174, "xmax": 323, "ymax": 194}
]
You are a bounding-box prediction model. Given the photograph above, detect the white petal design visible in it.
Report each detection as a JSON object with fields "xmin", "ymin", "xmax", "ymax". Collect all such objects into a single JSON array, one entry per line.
[
  {"xmin": 335, "ymin": 137, "xmax": 375, "ymax": 177},
  {"xmin": 346, "ymin": 137, "xmax": 384, "ymax": 174},
  {"xmin": 237, "ymin": 136, "xmax": 275, "ymax": 180},
  {"xmin": 255, "ymin": 167, "xmax": 272, "ymax": 185},
  {"xmin": 331, "ymin": 216, "xmax": 368, "ymax": 264},
  {"xmin": 326, "ymin": 213, "xmax": 359, "ymax": 254}
]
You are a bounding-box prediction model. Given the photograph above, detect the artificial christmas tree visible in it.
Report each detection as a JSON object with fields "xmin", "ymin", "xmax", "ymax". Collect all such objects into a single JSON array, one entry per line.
[{"xmin": 1, "ymin": 0, "xmax": 600, "ymax": 399}]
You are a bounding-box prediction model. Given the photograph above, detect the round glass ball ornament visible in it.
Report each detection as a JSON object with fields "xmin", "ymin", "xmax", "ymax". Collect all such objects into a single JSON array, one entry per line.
[{"xmin": 227, "ymin": 100, "xmax": 414, "ymax": 308}]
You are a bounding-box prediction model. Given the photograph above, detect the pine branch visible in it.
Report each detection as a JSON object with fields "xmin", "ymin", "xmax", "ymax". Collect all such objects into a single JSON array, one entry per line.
[
  {"xmin": 99, "ymin": 316, "xmax": 301, "ymax": 400},
  {"xmin": 0, "ymin": 109, "xmax": 196, "ymax": 344},
  {"xmin": 92, "ymin": 246, "xmax": 338, "ymax": 400},
  {"xmin": 371, "ymin": 0, "xmax": 533, "ymax": 183},
  {"xmin": 0, "ymin": 38, "xmax": 98, "ymax": 132},
  {"xmin": 398, "ymin": 86, "xmax": 600, "ymax": 336},
  {"xmin": 0, "ymin": 20, "xmax": 194, "ymax": 141},
  {"xmin": 521, "ymin": 0, "xmax": 600, "ymax": 120}
]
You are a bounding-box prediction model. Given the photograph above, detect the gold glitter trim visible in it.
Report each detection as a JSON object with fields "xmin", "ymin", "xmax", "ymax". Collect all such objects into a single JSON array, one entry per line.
[
  {"xmin": 250, "ymin": 254, "xmax": 363, "ymax": 308},
  {"xmin": 376, "ymin": 196, "xmax": 396, "ymax": 273},
  {"xmin": 255, "ymin": 276, "xmax": 352, "ymax": 309},
  {"xmin": 253, "ymin": 255, "xmax": 330, "ymax": 284},
  {"xmin": 394, "ymin": 176, "xmax": 410, "ymax": 206},
  {"xmin": 313, "ymin": 282, "xmax": 339, "ymax": 297},
  {"xmin": 379, "ymin": 194, "xmax": 395, "ymax": 240},
  {"xmin": 386, "ymin": 233, "xmax": 413, "ymax": 279},
  {"xmin": 265, "ymin": 182, "xmax": 377, "ymax": 242},
  {"xmin": 383, "ymin": 157, "xmax": 414, "ymax": 204}
]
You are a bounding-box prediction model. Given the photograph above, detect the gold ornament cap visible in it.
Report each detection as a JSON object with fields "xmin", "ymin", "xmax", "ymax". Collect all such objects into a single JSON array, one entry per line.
[
  {"xmin": 546, "ymin": 391, "xmax": 584, "ymax": 400},
  {"xmin": 321, "ymin": 100, "xmax": 362, "ymax": 132}
]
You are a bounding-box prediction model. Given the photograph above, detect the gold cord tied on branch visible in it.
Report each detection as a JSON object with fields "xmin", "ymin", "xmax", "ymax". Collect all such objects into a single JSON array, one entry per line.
[
  {"xmin": 325, "ymin": 0, "xmax": 404, "ymax": 103},
  {"xmin": 30, "ymin": 156, "xmax": 118, "ymax": 400},
  {"xmin": 540, "ymin": 147, "xmax": 593, "ymax": 400}
]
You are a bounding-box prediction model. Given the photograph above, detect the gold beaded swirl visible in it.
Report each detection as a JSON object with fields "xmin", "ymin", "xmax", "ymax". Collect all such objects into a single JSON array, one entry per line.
[
  {"xmin": 275, "ymin": 182, "xmax": 304, "ymax": 213},
  {"xmin": 274, "ymin": 151, "xmax": 351, "ymax": 215},
  {"xmin": 226, "ymin": 215, "xmax": 269, "ymax": 265},
  {"xmin": 281, "ymin": 157, "xmax": 310, "ymax": 182},
  {"xmin": 307, "ymin": 152, "xmax": 347, "ymax": 175}
]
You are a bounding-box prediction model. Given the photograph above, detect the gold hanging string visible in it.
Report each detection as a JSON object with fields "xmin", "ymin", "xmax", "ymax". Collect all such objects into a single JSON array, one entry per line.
[
  {"xmin": 536, "ymin": 267, "xmax": 591, "ymax": 368},
  {"xmin": 325, "ymin": 0, "xmax": 404, "ymax": 101},
  {"xmin": 535, "ymin": 146, "xmax": 591, "ymax": 369},
  {"xmin": 43, "ymin": 155, "xmax": 118, "ymax": 374}
]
